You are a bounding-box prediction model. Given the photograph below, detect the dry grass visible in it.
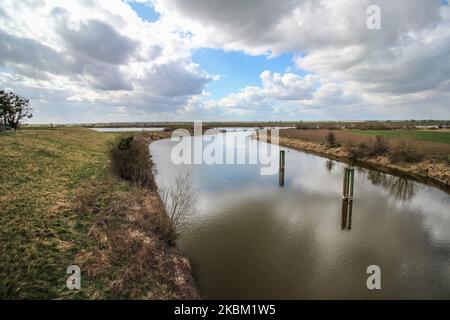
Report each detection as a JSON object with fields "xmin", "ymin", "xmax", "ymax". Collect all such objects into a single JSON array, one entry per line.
[
  {"xmin": 73, "ymin": 179, "xmax": 198, "ymax": 299},
  {"xmin": 388, "ymin": 142, "xmax": 424, "ymax": 164},
  {"xmin": 344, "ymin": 136, "xmax": 391, "ymax": 160}
]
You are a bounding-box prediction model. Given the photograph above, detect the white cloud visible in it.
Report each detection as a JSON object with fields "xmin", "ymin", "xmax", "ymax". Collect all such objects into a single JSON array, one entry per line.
[
  {"xmin": 0, "ymin": 0, "xmax": 212, "ymax": 122},
  {"xmin": 0, "ymin": 0, "xmax": 449, "ymax": 122},
  {"xmin": 260, "ymin": 71, "xmax": 317, "ymax": 100},
  {"xmin": 152, "ymin": 0, "xmax": 450, "ymax": 119}
]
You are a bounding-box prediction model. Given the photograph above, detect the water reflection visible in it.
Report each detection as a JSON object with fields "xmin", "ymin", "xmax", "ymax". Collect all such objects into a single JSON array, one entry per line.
[
  {"xmin": 325, "ymin": 160, "xmax": 335, "ymax": 172},
  {"xmin": 367, "ymin": 171, "xmax": 416, "ymax": 201},
  {"xmin": 341, "ymin": 199, "xmax": 353, "ymax": 231},
  {"xmin": 279, "ymin": 168, "xmax": 285, "ymax": 187}
]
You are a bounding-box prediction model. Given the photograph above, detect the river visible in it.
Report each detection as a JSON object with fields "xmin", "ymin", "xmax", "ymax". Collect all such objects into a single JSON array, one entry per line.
[{"xmin": 150, "ymin": 129, "xmax": 450, "ymax": 299}]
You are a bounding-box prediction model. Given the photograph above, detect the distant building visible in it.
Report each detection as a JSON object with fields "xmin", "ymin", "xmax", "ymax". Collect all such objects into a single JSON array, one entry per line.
[{"xmin": 415, "ymin": 125, "xmax": 440, "ymax": 129}]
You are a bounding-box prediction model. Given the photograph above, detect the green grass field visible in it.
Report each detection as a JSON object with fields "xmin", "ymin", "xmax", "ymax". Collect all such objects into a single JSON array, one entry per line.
[
  {"xmin": 0, "ymin": 127, "xmax": 115, "ymax": 298},
  {"xmin": 351, "ymin": 130, "xmax": 450, "ymax": 144}
]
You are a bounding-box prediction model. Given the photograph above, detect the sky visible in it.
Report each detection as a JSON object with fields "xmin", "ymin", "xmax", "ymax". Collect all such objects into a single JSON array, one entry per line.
[{"xmin": 0, "ymin": 0, "xmax": 449, "ymax": 124}]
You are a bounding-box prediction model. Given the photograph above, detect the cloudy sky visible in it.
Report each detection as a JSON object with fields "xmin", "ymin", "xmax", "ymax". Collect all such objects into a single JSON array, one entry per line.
[{"xmin": 0, "ymin": 0, "xmax": 449, "ymax": 123}]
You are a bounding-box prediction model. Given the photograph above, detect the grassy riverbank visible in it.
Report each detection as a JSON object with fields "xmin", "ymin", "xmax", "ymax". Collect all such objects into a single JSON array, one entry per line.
[
  {"xmin": 262, "ymin": 129, "xmax": 450, "ymax": 192},
  {"xmin": 0, "ymin": 127, "xmax": 198, "ymax": 299}
]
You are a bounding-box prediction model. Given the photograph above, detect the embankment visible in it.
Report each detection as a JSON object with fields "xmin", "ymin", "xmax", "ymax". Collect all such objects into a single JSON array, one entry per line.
[{"xmin": 0, "ymin": 127, "xmax": 198, "ymax": 299}]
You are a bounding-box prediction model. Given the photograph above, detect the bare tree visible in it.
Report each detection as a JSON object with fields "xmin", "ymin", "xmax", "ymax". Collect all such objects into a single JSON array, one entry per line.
[
  {"xmin": 160, "ymin": 170, "xmax": 197, "ymax": 235},
  {"xmin": 0, "ymin": 90, "xmax": 32, "ymax": 130}
]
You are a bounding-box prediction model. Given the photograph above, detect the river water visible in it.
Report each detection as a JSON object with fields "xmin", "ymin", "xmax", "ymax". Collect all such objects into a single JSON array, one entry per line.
[{"xmin": 150, "ymin": 130, "xmax": 450, "ymax": 299}]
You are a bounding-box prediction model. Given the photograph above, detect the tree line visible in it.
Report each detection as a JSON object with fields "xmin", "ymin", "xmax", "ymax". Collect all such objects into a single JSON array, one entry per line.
[{"xmin": 0, "ymin": 90, "xmax": 32, "ymax": 130}]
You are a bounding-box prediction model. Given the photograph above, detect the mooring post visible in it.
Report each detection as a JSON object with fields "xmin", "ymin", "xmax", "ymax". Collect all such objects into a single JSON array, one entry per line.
[
  {"xmin": 349, "ymin": 168, "xmax": 355, "ymax": 201},
  {"xmin": 343, "ymin": 168, "xmax": 348, "ymax": 199},
  {"xmin": 343, "ymin": 167, "xmax": 355, "ymax": 200}
]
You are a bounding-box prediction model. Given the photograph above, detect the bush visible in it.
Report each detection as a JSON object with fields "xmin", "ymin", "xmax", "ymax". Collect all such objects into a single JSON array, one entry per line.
[
  {"xmin": 388, "ymin": 142, "xmax": 424, "ymax": 163},
  {"xmin": 369, "ymin": 136, "xmax": 389, "ymax": 156},
  {"xmin": 296, "ymin": 124, "xmax": 313, "ymax": 130},
  {"xmin": 109, "ymin": 135, "xmax": 156, "ymax": 189},
  {"xmin": 325, "ymin": 131, "xmax": 338, "ymax": 148},
  {"xmin": 346, "ymin": 141, "xmax": 371, "ymax": 159},
  {"xmin": 345, "ymin": 136, "xmax": 389, "ymax": 159},
  {"xmin": 440, "ymin": 155, "xmax": 450, "ymax": 166}
]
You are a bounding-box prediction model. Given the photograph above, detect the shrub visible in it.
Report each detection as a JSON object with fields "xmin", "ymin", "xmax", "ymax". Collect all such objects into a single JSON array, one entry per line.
[
  {"xmin": 440, "ymin": 155, "xmax": 450, "ymax": 166},
  {"xmin": 296, "ymin": 124, "xmax": 312, "ymax": 130},
  {"xmin": 346, "ymin": 141, "xmax": 371, "ymax": 159},
  {"xmin": 160, "ymin": 171, "xmax": 196, "ymax": 236},
  {"xmin": 389, "ymin": 142, "xmax": 424, "ymax": 163},
  {"xmin": 369, "ymin": 136, "xmax": 389, "ymax": 156},
  {"xmin": 109, "ymin": 135, "xmax": 156, "ymax": 190},
  {"xmin": 345, "ymin": 136, "xmax": 389, "ymax": 159},
  {"xmin": 325, "ymin": 131, "xmax": 338, "ymax": 148}
]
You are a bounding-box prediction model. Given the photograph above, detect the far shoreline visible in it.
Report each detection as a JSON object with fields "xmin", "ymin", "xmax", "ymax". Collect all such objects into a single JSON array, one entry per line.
[{"xmin": 256, "ymin": 131, "xmax": 450, "ymax": 195}]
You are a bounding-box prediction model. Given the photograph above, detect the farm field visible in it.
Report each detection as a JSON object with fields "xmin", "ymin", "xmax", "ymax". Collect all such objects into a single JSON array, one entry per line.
[
  {"xmin": 280, "ymin": 129, "xmax": 450, "ymax": 155},
  {"xmin": 351, "ymin": 130, "xmax": 450, "ymax": 145}
]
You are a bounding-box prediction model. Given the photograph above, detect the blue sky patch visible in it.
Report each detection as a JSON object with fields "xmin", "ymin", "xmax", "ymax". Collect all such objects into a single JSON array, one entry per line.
[
  {"xmin": 193, "ymin": 49, "xmax": 307, "ymax": 99},
  {"xmin": 129, "ymin": 1, "xmax": 160, "ymax": 22}
]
